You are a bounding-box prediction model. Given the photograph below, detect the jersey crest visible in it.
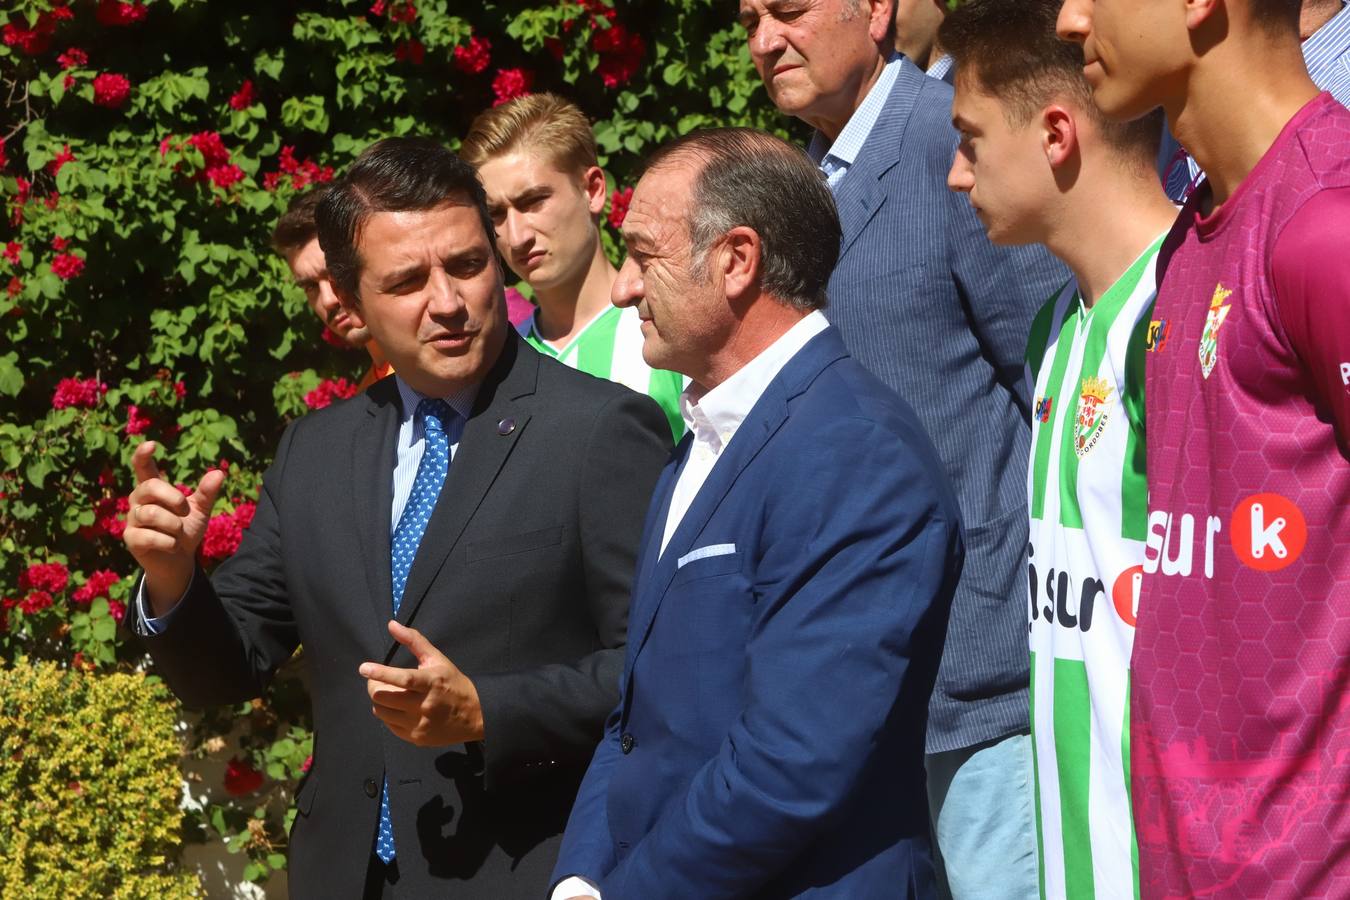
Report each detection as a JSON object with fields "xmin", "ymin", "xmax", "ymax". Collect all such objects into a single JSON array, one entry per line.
[
  {"xmin": 1074, "ymin": 376, "xmax": 1113, "ymax": 458},
  {"xmin": 1198, "ymin": 284, "xmax": 1233, "ymax": 379}
]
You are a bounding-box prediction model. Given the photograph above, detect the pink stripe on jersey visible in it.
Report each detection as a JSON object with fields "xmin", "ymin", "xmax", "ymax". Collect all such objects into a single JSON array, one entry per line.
[{"xmin": 1134, "ymin": 93, "xmax": 1350, "ymax": 899}]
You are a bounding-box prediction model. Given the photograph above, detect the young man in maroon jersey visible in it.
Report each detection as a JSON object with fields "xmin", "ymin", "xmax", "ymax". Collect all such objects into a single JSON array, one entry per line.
[{"xmin": 1057, "ymin": 0, "xmax": 1350, "ymax": 896}]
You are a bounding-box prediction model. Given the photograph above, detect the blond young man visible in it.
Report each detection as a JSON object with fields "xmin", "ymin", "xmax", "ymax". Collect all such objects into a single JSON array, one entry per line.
[{"xmin": 462, "ymin": 94, "xmax": 683, "ymax": 438}]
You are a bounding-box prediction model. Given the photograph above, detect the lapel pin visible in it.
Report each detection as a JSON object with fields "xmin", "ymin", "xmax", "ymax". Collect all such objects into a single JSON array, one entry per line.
[{"xmin": 497, "ymin": 417, "xmax": 515, "ymax": 436}]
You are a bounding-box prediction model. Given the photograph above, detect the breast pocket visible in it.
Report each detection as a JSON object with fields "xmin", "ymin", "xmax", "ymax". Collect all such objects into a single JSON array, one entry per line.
[{"xmin": 464, "ymin": 525, "xmax": 564, "ymax": 563}]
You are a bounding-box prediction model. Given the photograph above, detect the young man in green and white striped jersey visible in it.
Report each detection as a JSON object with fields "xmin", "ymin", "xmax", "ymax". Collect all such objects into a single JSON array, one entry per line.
[
  {"xmin": 462, "ymin": 93, "xmax": 684, "ymax": 440},
  {"xmin": 942, "ymin": 1, "xmax": 1178, "ymax": 896}
]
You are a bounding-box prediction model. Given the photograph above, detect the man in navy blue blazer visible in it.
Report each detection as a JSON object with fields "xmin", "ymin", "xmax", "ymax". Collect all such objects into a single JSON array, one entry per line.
[
  {"xmin": 741, "ymin": 1, "xmax": 1068, "ymax": 896},
  {"xmin": 550, "ymin": 129, "xmax": 964, "ymax": 899}
]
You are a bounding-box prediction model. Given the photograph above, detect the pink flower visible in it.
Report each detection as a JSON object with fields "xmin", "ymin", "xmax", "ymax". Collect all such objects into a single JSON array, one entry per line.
[
  {"xmin": 72, "ymin": 569, "xmax": 121, "ymax": 605},
  {"xmin": 159, "ymin": 135, "xmax": 174, "ymax": 157},
  {"xmin": 52, "ymin": 377, "xmax": 106, "ymax": 409},
  {"xmin": 19, "ymin": 591, "xmax": 53, "ymax": 615},
  {"xmin": 301, "ymin": 754, "xmax": 313, "ymax": 774},
  {"xmin": 491, "ymin": 68, "xmax": 535, "ymax": 107},
  {"xmin": 58, "ymin": 47, "xmax": 87, "ymax": 69},
  {"xmin": 228, "ymin": 80, "xmax": 255, "ymax": 110},
  {"xmin": 63, "ymin": 74, "xmax": 75, "ymax": 89},
  {"xmin": 320, "ymin": 325, "xmax": 347, "ymax": 348},
  {"xmin": 108, "ymin": 598, "xmax": 126, "ymax": 622},
  {"xmin": 393, "ymin": 39, "xmax": 424, "ymax": 64},
  {"xmin": 174, "ymin": 380, "xmax": 186, "ymax": 399},
  {"xmin": 51, "ymin": 252, "xmax": 85, "ymax": 279},
  {"xmin": 452, "ymin": 35, "xmax": 491, "ymax": 74},
  {"xmin": 52, "ymin": 236, "xmax": 68, "ymax": 251},
  {"xmin": 205, "ymin": 163, "xmax": 245, "ymax": 190},
  {"xmin": 223, "ymin": 757, "xmax": 264, "ymax": 797},
  {"xmin": 2, "ymin": 13, "xmax": 59, "ymax": 56},
  {"xmin": 125, "ymin": 404, "xmax": 152, "ymax": 435},
  {"xmin": 0, "ymin": 137, "xmax": 6, "ymax": 169},
  {"xmin": 262, "ymin": 171, "xmax": 283, "ymax": 192},
  {"xmin": 187, "ymin": 131, "xmax": 231, "ymax": 168},
  {"xmin": 593, "ymin": 24, "xmax": 644, "ymax": 88},
  {"xmin": 233, "ymin": 500, "xmax": 257, "ymax": 531},
  {"xmin": 21, "ymin": 562, "xmax": 69, "ymax": 594},
  {"xmin": 3, "ymin": 242, "xmax": 20, "ymax": 265},
  {"xmin": 5, "ymin": 277, "xmax": 20, "ymax": 297},
  {"xmin": 200, "ymin": 512, "xmax": 243, "ymax": 562},
  {"xmin": 303, "ymin": 377, "xmax": 358, "ymax": 410},
  {"xmin": 369, "ymin": 0, "xmax": 387, "ymax": 16},
  {"xmin": 96, "ymin": 0, "xmax": 148, "ymax": 26},
  {"xmin": 92, "ymin": 73, "xmax": 131, "ymax": 109},
  {"xmin": 608, "ymin": 186, "xmax": 632, "ymax": 229},
  {"xmin": 387, "ymin": 0, "xmax": 417, "ymax": 23}
]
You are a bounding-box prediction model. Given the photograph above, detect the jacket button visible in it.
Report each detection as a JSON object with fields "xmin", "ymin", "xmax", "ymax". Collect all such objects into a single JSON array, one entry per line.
[
  {"xmin": 620, "ymin": 733, "xmax": 635, "ymax": 754},
  {"xmin": 363, "ymin": 778, "xmax": 378, "ymax": 798}
]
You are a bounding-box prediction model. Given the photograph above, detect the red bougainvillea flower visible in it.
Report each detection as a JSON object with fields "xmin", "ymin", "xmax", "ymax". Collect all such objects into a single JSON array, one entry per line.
[
  {"xmin": 95, "ymin": 0, "xmax": 148, "ymax": 26},
  {"xmin": 48, "ymin": 145, "xmax": 76, "ymax": 177},
  {"xmin": 452, "ymin": 35, "xmax": 491, "ymax": 74},
  {"xmin": 303, "ymin": 377, "xmax": 358, "ymax": 411},
  {"xmin": 19, "ymin": 591, "xmax": 54, "ymax": 615},
  {"xmin": 52, "ymin": 377, "xmax": 106, "ymax": 409},
  {"xmin": 393, "ymin": 38, "xmax": 425, "ymax": 64},
  {"xmin": 125, "ymin": 404, "xmax": 152, "ymax": 435},
  {"xmin": 187, "ymin": 131, "xmax": 231, "ymax": 168},
  {"xmin": 174, "ymin": 380, "xmax": 186, "ymax": 399},
  {"xmin": 223, "ymin": 757, "xmax": 264, "ymax": 797},
  {"xmin": 108, "ymin": 598, "xmax": 126, "ymax": 623},
  {"xmin": 5, "ymin": 277, "xmax": 20, "ymax": 297},
  {"xmin": 21, "ymin": 561, "xmax": 70, "ymax": 594},
  {"xmin": 233, "ymin": 500, "xmax": 257, "ymax": 531},
  {"xmin": 369, "ymin": 0, "xmax": 387, "ymax": 16},
  {"xmin": 63, "ymin": 74, "xmax": 75, "ymax": 89},
  {"xmin": 3, "ymin": 242, "xmax": 20, "ymax": 265},
  {"xmin": 205, "ymin": 164, "xmax": 245, "ymax": 190},
  {"xmin": 58, "ymin": 47, "xmax": 88, "ymax": 69},
  {"xmin": 72, "ymin": 569, "xmax": 121, "ymax": 605},
  {"xmin": 84, "ymin": 495, "xmax": 129, "ymax": 540},
  {"xmin": 1, "ymin": 7, "xmax": 67, "ymax": 57},
  {"xmin": 387, "ymin": 0, "xmax": 417, "ymax": 23},
  {"xmin": 302, "ymin": 755, "xmax": 313, "ymax": 774},
  {"xmin": 51, "ymin": 252, "xmax": 85, "ymax": 279},
  {"xmin": 608, "ymin": 186, "xmax": 632, "ymax": 229},
  {"xmin": 92, "ymin": 73, "xmax": 132, "ymax": 108},
  {"xmin": 593, "ymin": 23, "xmax": 645, "ymax": 88},
  {"xmin": 0, "ymin": 137, "xmax": 6, "ymax": 170},
  {"xmin": 200, "ymin": 512, "xmax": 243, "ymax": 562},
  {"xmin": 52, "ymin": 236, "xmax": 68, "ymax": 251},
  {"xmin": 491, "ymin": 68, "xmax": 535, "ymax": 106},
  {"xmin": 228, "ymin": 80, "xmax": 255, "ymax": 110}
]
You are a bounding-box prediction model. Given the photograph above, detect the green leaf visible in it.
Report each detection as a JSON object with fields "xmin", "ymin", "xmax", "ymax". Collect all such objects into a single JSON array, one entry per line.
[{"xmin": 0, "ymin": 352, "xmax": 23, "ymax": 397}]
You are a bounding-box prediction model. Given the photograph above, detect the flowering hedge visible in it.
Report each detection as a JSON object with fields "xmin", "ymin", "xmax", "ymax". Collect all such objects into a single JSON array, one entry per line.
[{"xmin": 1, "ymin": 0, "xmax": 796, "ymax": 886}]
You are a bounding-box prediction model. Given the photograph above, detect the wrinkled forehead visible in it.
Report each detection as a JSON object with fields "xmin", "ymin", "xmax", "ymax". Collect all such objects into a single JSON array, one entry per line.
[{"xmin": 625, "ymin": 161, "xmax": 701, "ymax": 244}]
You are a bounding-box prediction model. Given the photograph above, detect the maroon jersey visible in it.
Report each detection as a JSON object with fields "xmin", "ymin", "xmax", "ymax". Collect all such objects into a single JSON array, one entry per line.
[{"xmin": 1134, "ymin": 93, "xmax": 1350, "ymax": 898}]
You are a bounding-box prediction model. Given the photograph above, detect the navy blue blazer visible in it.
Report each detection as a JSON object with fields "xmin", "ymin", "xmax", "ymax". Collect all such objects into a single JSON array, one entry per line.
[
  {"xmin": 823, "ymin": 60, "xmax": 1069, "ymax": 753},
  {"xmin": 552, "ymin": 327, "xmax": 964, "ymax": 898}
]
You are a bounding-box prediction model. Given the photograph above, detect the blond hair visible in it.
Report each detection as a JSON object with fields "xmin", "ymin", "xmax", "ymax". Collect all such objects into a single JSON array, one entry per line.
[{"xmin": 460, "ymin": 93, "xmax": 599, "ymax": 175}]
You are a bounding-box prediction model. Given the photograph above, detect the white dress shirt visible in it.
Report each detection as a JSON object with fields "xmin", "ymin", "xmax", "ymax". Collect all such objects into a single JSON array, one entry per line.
[
  {"xmin": 549, "ymin": 310, "xmax": 830, "ymax": 900},
  {"xmin": 136, "ymin": 375, "xmax": 477, "ymax": 632}
]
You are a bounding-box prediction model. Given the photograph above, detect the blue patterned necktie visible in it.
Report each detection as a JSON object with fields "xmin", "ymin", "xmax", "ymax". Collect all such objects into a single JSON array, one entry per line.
[{"xmin": 376, "ymin": 398, "xmax": 455, "ymax": 865}]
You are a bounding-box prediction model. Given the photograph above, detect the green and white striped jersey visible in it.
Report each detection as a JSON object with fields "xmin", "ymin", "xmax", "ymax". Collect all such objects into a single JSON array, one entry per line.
[
  {"xmin": 1024, "ymin": 235, "xmax": 1164, "ymax": 900},
  {"xmin": 520, "ymin": 304, "xmax": 685, "ymax": 441}
]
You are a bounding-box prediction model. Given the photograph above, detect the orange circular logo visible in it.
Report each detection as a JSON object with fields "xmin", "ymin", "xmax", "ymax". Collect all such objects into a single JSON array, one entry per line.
[
  {"xmin": 1111, "ymin": 565, "xmax": 1143, "ymax": 627},
  {"xmin": 1230, "ymin": 493, "xmax": 1307, "ymax": 572}
]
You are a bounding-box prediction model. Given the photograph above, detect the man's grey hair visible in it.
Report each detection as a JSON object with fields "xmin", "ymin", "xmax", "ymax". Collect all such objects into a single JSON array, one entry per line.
[{"xmin": 642, "ymin": 128, "xmax": 842, "ymax": 311}]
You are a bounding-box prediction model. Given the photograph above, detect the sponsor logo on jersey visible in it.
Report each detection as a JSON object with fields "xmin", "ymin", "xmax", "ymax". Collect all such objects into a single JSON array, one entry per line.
[
  {"xmin": 1034, "ymin": 395, "xmax": 1053, "ymax": 424},
  {"xmin": 1144, "ymin": 492, "xmax": 1306, "ymax": 578},
  {"xmin": 1341, "ymin": 361, "xmax": 1349, "ymax": 393},
  {"xmin": 1198, "ymin": 284, "xmax": 1232, "ymax": 380},
  {"xmin": 1074, "ymin": 376, "xmax": 1112, "ymax": 457},
  {"xmin": 1027, "ymin": 542, "xmax": 1104, "ymax": 632},
  {"xmin": 1146, "ymin": 318, "xmax": 1172, "ymax": 353},
  {"xmin": 1111, "ymin": 564, "xmax": 1143, "ymax": 627}
]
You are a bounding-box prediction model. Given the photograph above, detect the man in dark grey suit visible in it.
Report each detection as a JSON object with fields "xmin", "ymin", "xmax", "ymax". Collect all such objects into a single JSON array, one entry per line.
[
  {"xmin": 123, "ymin": 138, "xmax": 671, "ymax": 899},
  {"xmin": 739, "ymin": 1, "xmax": 1066, "ymax": 897}
]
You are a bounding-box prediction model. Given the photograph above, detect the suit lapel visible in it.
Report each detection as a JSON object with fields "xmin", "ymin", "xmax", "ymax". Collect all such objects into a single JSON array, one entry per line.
[
  {"xmin": 352, "ymin": 378, "xmax": 401, "ymax": 643},
  {"xmin": 832, "ymin": 64, "xmax": 925, "ymax": 265},
  {"xmin": 384, "ymin": 333, "xmax": 537, "ymax": 659}
]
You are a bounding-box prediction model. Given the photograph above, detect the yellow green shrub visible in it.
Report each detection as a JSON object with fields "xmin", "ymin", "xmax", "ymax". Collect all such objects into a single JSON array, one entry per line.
[{"xmin": 0, "ymin": 660, "xmax": 200, "ymax": 900}]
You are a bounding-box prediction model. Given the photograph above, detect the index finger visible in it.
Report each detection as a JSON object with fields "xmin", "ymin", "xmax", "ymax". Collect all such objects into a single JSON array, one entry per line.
[{"xmin": 132, "ymin": 441, "xmax": 162, "ymax": 485}]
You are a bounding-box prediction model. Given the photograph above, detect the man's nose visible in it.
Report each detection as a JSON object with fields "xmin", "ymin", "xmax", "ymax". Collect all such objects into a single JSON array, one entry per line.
[
  {"xmin": 947, "ymin": 149, "xmax": 975, "ymax": 194},
  {"xmin": 748, "ymin": 18, "xmax": 787, "ymax": 63},
  {"xmin": 611, "ymin": 256, "xmax": 643, "ymax": 308},
  {"xmin": 1056, "ymin": 0, "xmax": 1091, "ymax": 45},
  {"xmin": 425, "ymin": 268, "xmax": 465, "ymax": 316}
]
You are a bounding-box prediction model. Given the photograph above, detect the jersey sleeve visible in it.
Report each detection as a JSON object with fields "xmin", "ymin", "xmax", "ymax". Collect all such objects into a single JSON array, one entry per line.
[{"xmin": 1270, "ymin": 186, "xmax": 1350, "ymax": 457}]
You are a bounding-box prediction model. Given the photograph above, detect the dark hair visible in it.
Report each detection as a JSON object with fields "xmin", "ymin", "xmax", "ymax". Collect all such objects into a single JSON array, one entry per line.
[
  {"xmin": 641, "ymin": 128, "xmax": 842, "ymax": 311},
  {"xmin": 270, "ymin": 186, "xmax": 329, "ymax": 257},
  {"xmin": 315, "ymin": 137, "xmax": 494, "ymax": 302},
  {"xmin": 939, "ymin": 0, "xmax": 1163, "ymax": 159}
]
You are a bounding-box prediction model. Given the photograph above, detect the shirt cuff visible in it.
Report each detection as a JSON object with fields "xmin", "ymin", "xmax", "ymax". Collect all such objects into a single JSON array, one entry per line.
[
  {"xmin": 551, "ymin": 875, "xmax": 602, "ymax": 900},
  {"xmin": 135, "ymin": 572, "xmax": 193, "ymax": 635}
]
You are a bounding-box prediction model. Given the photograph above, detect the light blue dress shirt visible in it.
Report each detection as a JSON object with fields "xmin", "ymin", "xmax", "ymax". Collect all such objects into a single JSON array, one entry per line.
[{"xmin": 807, "ymin": 53, "xmax": 906, "ymax": 189}]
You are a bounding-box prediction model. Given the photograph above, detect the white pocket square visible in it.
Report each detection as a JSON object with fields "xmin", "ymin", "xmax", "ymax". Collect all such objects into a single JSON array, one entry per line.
[{"xmin": 677, "ymin": 543, "xmax": 737, "ymax": 569}]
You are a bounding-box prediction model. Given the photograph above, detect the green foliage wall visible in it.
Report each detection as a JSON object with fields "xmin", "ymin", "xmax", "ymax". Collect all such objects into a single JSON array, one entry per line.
[{"xmin": 0, "ymin": 0, "xmax": 796, "ymax": 884}]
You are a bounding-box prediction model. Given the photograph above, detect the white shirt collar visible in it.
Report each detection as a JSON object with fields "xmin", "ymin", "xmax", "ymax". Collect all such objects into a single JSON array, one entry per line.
[
  {"xmin": 394, "ymin": 375, "xmax": 479, "ymax": 426},
  {"xmin": 807, "ymin": 54, "xmax": 905, "ymax": 170},
  {"xmin": 678, "ymin": 312, "xmax": 829, "ymax": 454}
]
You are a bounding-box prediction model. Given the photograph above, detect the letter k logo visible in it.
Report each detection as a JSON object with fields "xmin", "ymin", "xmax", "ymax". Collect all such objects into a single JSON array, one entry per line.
[
  {"xmin": 1249, "ymin": 501, "xmax": 1287, "ymax": 559},
  {"xmin": 1231, "ymin": 493, "xmax": 1307, "ymax": 572}
]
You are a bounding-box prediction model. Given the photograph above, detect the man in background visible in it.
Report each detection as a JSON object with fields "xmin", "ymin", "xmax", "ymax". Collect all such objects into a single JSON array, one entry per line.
[
  {"xmin": 739, "ymin": 0, "xmax": 1067, "ymax": 894},
  {"xmin": 943, "ymin": 0, "xmax": 1176, "ymax": 894},
  {"xmin": 272, "ymin": 187, "xmax": 391, "ymax": 389},
  {"xmin": 461, "ymin": 93, "xmax": 684, "ymax": 439}
]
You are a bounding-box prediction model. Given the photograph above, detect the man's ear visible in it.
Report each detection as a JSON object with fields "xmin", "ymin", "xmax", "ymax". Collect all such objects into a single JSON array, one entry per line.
[
  {"xmin": 869, "ymin": 0, "xmax": 897, "ymax": 46},
  {"xmin": 583, "ymin": 165, "xmax": 608, "ymax": 217},
  {"xmin": 1042, "ymin": 104, "xmax": 1079, "ymax": 171},
  {"xmin": 1184, "ymin": 0, "xmax": 1221, "ymax": 32},
  {"xmin": 720, "ymin": 226, "xmax": 762, "ymax": 303}
]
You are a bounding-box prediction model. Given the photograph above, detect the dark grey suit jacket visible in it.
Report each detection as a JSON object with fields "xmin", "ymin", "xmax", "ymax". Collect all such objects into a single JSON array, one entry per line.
[
  {"xmin": 136, "ymin": 331, "xmax": 671, "ymax": 898},
  {"xmin": 823, "ymin": 61, "xmax": 1070, "ymax": 753}
]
